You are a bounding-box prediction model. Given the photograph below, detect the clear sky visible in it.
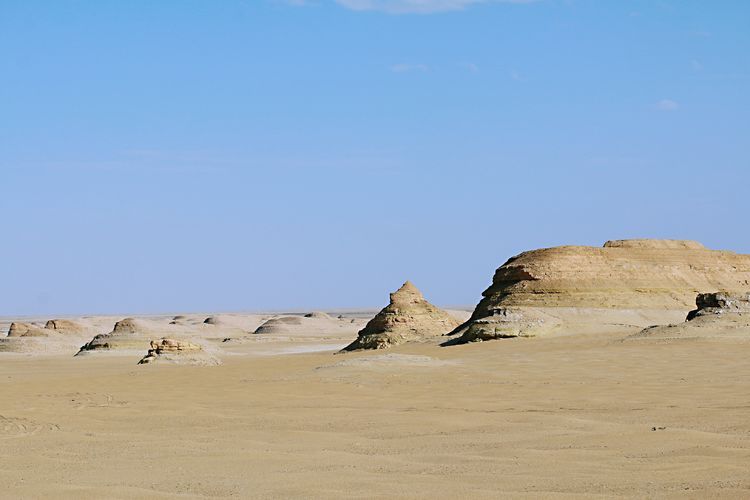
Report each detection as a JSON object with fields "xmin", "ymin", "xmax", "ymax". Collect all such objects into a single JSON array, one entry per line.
[{"xmin": 1, "ymin": 0, "xmax": 749, "ymax": 316}]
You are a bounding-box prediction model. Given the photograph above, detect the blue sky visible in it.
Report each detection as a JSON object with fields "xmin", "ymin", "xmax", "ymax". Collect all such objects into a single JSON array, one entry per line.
[{"xmin": 1, "ymin": 0, "xmax": 748, "ymax": 316}]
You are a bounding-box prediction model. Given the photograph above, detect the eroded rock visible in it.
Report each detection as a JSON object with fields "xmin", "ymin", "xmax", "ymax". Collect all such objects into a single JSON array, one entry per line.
[
  {"xmin": 450, "ymin": 239, "xmax": 750, "ymax": 344},
  {"xmin": 138, "ymin": 338, "xmax": 220, "ymax": 366},
  {"xmin": 342, "ymin": 281, "xmax": 460, "ymax": 351}
]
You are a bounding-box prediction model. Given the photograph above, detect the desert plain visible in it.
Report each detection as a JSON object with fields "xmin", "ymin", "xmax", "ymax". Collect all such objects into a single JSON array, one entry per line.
[{"xmin": 2, "ymin": 239, "xmax": 750, "ymax": 498}]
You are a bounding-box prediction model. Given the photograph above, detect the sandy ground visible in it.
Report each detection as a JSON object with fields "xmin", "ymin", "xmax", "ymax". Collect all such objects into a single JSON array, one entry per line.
[{"xmin": 1, "ymin": 315, "xmax": 750, "ymax": 498}]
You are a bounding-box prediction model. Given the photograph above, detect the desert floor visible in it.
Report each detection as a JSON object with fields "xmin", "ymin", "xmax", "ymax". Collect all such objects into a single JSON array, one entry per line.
[{"xmin": 1, "ymin": 321, "xmax": 750, "ymax": 498}]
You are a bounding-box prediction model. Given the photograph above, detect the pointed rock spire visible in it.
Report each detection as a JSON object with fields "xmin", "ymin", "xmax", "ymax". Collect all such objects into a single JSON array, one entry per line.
[{"xmin": 341, "ymin": 281, "xmax": 460, "ymax": 351}]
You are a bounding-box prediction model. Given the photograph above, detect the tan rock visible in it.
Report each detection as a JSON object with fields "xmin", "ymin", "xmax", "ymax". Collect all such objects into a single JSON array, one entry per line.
[
  {"xmin": 342, "ymin": 281, "xmax": 460, "ymax": 351},
  {"xmin": 628, "ymin": 291, "xmax": 750, "ymax": 341},
  {"xmin": 77, "ymin": 318, "xmax": 159, "ymax": 355},
  {"xmin": 44, "ymin": 319, "xmax": 86, "ymax": 334},
  {"xmin": 450, "ymin": 239, "xmax": 750, "ymax": 343},
  {"xmin": 138, "ymin": 338, "xmax": 220, "ymax": 366},
  {"xmin": 7, "ymin": 322, "xmax": 48, "ymax": 338},
  {"xmin": 252, "ymin": 314, "xmax": 363, "ymax": 338}
]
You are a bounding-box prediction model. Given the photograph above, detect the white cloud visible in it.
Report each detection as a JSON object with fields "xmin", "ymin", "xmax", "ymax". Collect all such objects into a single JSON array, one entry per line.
[
  {"xmin": 510, "ymin": 69, "xmax": 525, "ymax": 82},
  {"xmin": 690, "ymin": 59, "xmax": 703, "ymax": 71},
  {"xmin": 656, "ymin": 99, "xmax": 679, "ymax": 111},
  {"xmin": 334, "ymin": 0, "xmax": 537, "ymax": 14},
  {"xmin": 390, "ymin": 63, "xmax": 429, "ymax": 72}
]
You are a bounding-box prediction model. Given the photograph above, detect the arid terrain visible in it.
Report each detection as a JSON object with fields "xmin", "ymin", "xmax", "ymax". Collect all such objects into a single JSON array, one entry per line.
[{"xmin": 2, "ymin": 240, "xmax": 750, "ymax": 498}]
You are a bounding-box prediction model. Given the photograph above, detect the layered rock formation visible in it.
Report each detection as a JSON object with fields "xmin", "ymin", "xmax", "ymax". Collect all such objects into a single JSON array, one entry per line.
[
  {"xmin": 7, "ymin": 322, "xmax": 48, "ymax": 338},
  {"xmin": 138, "ymin": 338, "xmax": 220, "ymax": 366},
  {"xmin": 1, "ymin": 319, "xmax": 97, "ymax": 354},
  {"xmin": 450, "ymin": 239, "xmax": 750, "ymax": 343},
  {"xmin": 629, "ymin": 291, "xmax": 750, "ymax": 341},
  {"xmin": 342, "ymin": 281, "xmax": 460, "ymax": 351},
  {"xmin": 77, "ymin": 318, "xmax": 159, "ymax": 355}
]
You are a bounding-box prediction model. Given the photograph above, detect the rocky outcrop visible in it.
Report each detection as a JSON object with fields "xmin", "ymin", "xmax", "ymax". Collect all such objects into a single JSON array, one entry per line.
[
  {"xmin": 44, "ymin": 319, "xmax": 86, "ymax": 333},
  {"xmin": 686, "ymin": 292, "xmax": 750, "ymax": 320},
  {"xmin": 138, "ymin": 338, "xmax": 220, "ymax": 366},
  {"xmin": 450, "ymin": 239, "xmax": 750, "ymax": 343},
  {"xmin": 77, "ymin": 318, "xmax": 157, "ymax": 354},
  {"xmin": 7, "ymin": 322, "xmax": 48, "ymax": 338},
  {"xmin": 628, "ymin": 291, "xmax": 750, "ymax": 341},
  {"xmin": 342, "ymin": 281, "xmax": 461, "ymax": 351},
  {"xmin": 2, "ymin": 320, "xmax": 93, "ymax": 354}
]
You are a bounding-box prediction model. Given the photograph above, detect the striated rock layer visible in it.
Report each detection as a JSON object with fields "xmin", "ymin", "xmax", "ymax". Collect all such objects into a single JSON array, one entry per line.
[
  {"xmin": 451, "ymin": 239, "xmax": 750, "ymax": 343},
  {"xmin": 342, "ymin": 281, "xmax": 460, "ymax": 351}
]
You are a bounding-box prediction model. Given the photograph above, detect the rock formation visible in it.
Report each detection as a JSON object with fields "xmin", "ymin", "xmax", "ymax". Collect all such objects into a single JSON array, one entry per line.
[
  {"xmin": 1, "ymin": 320, "xmax": 94, "ymax": 354},
  {"xmin": 7, "ymin": 322, "xmax": 48, "ymax": 337},
  {"xmin": 341, "ymin": 281, "xmax": 461, "ymax": 351},
  {"xmin": 138, "ymin": 338, "xmax": 220, "ymax": 366},
  {"xmin": 628, "ymin": 291, "xmax": 750, "ymax": 341},
  {"xmin": 252, "ymin": 313, "xmax": 363, "ymax": 337},
  {"xmin": 44, "ymin": 319, "xmax": 86, "ymax": 333},
  {"xmin": 77, "ymin": 318, "xmax": 158, "ymax": 355},
  {"xmin": 686, "ymin": 292, "xmax": 750, "ymax": 320},
  {"xmin": 304, "ymin": 312, "xmax": 332, "ymax": 319},
  {"xmin": 449, "ymin": 239, "xmax": 750, "ymax": 344}
]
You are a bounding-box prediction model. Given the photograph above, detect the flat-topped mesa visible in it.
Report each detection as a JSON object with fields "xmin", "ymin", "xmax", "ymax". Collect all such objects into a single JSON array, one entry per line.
[
  {"xmin": 686, "ymin": 292, "xmax": 750, "ymax": 321},
  {"xmin": 450, "ymin": 239, "xmax": 750, "ymax": 343},
  {"xmin": 342, "ymin": 281, "xmax": 460, "ymax": 351},
  {"xmin": 603, "ymin": 239, "xmax": 705, "ymax": 249}
]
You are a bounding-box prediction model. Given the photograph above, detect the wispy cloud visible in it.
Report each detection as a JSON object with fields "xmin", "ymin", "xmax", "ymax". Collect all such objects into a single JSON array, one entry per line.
[
  {"xmin": 656, "ymin": 99, "xmax": 679, "ymax": 111},
  {"xmin": 459, "ymin": 62, "xmax": 479, "ymax": 72},
  {"xmin": 390, "ymin": 63, "xmax": 429, "ymax": 72},
  {"xmin": 690, "ymin": 59, "xmax": 703, "ymax": 71},
  {"xmin": 333, "ymin": 0, "xmax": 537, "ymax": 14}
]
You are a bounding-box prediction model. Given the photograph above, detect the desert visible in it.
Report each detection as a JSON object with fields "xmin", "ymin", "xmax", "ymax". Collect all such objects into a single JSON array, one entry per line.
[
  {"xmin": 2, "ymin": 239, "xmax": 750, "ymax": 498},
  {"xmin": 4, "ymin": 1, "xmax": 748, "ymax": 497}
]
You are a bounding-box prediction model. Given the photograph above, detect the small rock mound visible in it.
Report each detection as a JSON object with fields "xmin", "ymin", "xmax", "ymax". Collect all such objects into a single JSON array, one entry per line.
[
  {"xmin": 341, "ymin": 281, "xmax": 460, "ymax": 351},
  {"xmin": 628, "ymin": 291, "xmax": 750, "ymax": 341},
  {"xmin": 254, "ymin": 316, "xmax": 304, "ymax": 334},
  {"xmin": 138, "ymin": 338, "xmax": 220, "ymax": 366}
]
